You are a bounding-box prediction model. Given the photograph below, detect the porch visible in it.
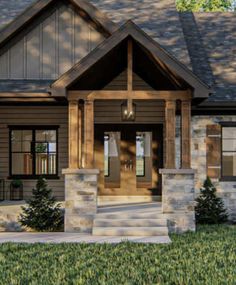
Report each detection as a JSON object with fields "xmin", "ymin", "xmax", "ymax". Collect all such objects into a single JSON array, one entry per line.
[{"xmin": 57, "ymin": 28, "xmax": 201, "ymax": 234}]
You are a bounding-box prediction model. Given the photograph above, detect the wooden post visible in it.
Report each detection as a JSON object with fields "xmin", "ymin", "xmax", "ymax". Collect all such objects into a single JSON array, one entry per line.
[
  {"xmin": 165, "ymin": 100, "xmax": 176, "ymax": 169},
  {"xmin": 84, "ymin": 99, "xmax": 94, "ymax": 168},
  {"xmin": 127, "ymin": 39, "xmax": 133, "ymax": 113},
  {"xmin": 78, "ymin": 105, "xmax": 82, "ymax": 168},
  {"xmin": 68, "ymin": 100, "xmax": 79, "ymax": 169},
  {"xmin": 181, "ymin": 100, "xmax": 191, "ymax": 169}
]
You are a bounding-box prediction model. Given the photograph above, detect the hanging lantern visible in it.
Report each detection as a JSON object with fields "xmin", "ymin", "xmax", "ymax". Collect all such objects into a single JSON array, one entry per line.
[{"xmin": 121, "ymin": 101, "xmax": 136, "ymax": 121}]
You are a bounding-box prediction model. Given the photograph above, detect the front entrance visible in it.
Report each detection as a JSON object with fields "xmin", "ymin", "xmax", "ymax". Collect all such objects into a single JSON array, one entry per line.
[{"xmin": 95, "ymin": 124, "xmax": 163, "ymax": 197}]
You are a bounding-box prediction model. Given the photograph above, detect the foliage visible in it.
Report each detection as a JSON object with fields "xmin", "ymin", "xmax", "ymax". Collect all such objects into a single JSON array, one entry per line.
[
  {"xmin": 195, "ymin": 177, "xmax": 228, "ymax": 224},
  {"xmin": 176, "ymin": 0, "xmax": 234, "ymax": 11},
  {"xmin": 19, "ymin": 177, "xmax": 63, "ymax": 232},
  {"xmin": 11, "ymin": 179, "xmax": 23, "ymax": 188},
  {"xmin": 35, "ymin": 143, "xmax": 47, "ymax": 153},
  {"xmin": 0, "ymin": 225, "xmax": 235, "ymax": 284}
]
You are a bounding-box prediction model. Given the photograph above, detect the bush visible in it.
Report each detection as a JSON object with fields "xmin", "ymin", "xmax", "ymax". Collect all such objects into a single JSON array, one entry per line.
[
  {"xmin": 195, "ymin": 177, "xmax": 228, "ymax": 224},
  {"xmin": 19, "ymin": 177, "xmax": 63, "ymax": 231}
]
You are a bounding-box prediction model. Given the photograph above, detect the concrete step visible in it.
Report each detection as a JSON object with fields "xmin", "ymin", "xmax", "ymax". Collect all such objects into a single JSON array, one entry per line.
[
  {"xmin": 92, "ymin": 227, "xmax": 169, "ymax": 236},
  {"xmin": 95, "ymin": 212, "xmax": 163, "ymax": 219},
  {"xmin": 93, "ymin": 219, "xmax": 167, "ymax": 227}
]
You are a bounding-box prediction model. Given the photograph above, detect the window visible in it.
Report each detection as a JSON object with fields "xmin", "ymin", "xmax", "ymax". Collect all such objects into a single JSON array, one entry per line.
[
  {"xmin": 10, "ymin": 127, "xmax": 58, "ymax": 178},
  {"xmin": 136, "ymin": 132, "xmax": 151, "ymax": 177},
  {"xmin": 222, "ymin": 126, "xmax": 236, "ymax": 178},
  {"xmin": 104, "ymin": 135, "xmax": 110, "ymax": 177}
]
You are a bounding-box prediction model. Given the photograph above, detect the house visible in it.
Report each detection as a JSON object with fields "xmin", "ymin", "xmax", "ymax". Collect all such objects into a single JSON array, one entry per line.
[{"xmin": 0, "ymin": 0, "xmax": 235, "ymax": 235}]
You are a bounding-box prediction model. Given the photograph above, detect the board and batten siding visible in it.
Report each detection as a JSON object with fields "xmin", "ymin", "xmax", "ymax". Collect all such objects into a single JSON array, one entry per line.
[
  {"xmin": 0, "ymin": 3, "xmax": 104, "ymax": 80},
  {"xmin": 104, "ymin": 70, "xmax": 154, "ymax": 91},
  {"xmin": 0, "ymin": 106, "xmax": 68, "ymax": 200}
]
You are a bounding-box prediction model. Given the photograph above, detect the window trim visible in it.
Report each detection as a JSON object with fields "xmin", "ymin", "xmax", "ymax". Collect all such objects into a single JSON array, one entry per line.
[
  {"xmin": 220, "ymin": 123, "xmax": 236, "ymax": 181},
  {"xmin": 9, "ymin": 125, "xmax": 59, "ymax": 180}
]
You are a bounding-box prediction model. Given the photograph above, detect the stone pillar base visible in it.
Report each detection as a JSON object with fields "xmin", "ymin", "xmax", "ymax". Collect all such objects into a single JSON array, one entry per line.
[
  {"xmin": 160, "ymin": 169, "xmax": 196, "ymax": 233},
  {"xmin": 62, "ymin": 168, "xmax": 99, "ymax": 233}
]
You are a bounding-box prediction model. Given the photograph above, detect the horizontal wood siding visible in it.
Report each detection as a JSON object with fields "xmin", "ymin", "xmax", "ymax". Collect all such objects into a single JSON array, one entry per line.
[
  {"xmin": 94, "ymin": 100, "xmax": 165, "ymax": 124},
  {"xmin": 0, "ymin": 106, "xmax": 68, "ymax": 200},
  {"xmin": 0, "ymin": 3, "xmax": 104, "ymax": 80}
]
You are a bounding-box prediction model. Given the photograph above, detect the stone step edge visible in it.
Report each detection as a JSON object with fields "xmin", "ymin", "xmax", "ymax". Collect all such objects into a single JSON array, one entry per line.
[
  {"xmin": 95, "ymin": 213, "xmax": 163, "ymax": 219},
  {"xmin": 92, "ymin": 227, "xmax": 169, "ymax": 236},
  {"xmin": 93, "ymin": 219, "xmax": 167, "ymax": 227}
]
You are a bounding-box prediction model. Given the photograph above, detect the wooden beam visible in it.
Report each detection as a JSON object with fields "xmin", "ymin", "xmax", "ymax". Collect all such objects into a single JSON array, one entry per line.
[
  {"xmin": 0, "ymin": 93, "xmax": 51, "ymax": 97},
  {"xmin": 84, "ymin": 100, "xmax": 94, "ymax": 168},
  {"xmin": 165, "ymin": 100, "xmax": 176, "ymax": 169},
  {"xmin": 127, "ymin": 39, "xmax": 133, "ymax": 112},
  {"xmin": 78, "ymin": 105, "xmax": 82, "ymax": 168},
  {"xmin": 0, "ymin": 98, "xmax": 58, "ymax": 103},
  {"xmin": 68, "ymin": 100, "xmax": 79, "ymax": 169},
  {"xmin": 181, "ymin": 100, "xmax": 191, "ymax": 169},
  {"xmin": 68, "ymin": 90, "xmax": 191, "ymax": 101},
  {"xmin": 127, "ymin": 39, "xmax": 133, "ymax": 92},
  {"xmin": 0, "ymin": 93, "xmax": 61, "ymax": 103}
]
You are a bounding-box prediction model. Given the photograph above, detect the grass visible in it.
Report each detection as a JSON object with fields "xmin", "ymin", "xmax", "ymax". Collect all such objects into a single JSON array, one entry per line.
[{"xmin": 0, "ymin": 225, "xmax": 235, "ymax": 285}]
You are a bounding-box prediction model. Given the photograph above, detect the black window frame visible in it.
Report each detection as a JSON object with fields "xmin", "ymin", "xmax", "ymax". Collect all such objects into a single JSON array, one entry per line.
[
  {"xmin": 220, "ymin": 122, "xmax": 236, "ymax": 181},
  {"xmin": 9, "ymin": 125, "xmax": 59, "ymax": 180}
]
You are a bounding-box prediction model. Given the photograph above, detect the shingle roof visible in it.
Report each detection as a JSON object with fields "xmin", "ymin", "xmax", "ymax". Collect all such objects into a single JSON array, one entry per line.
[
  {"xmin": 0, "ymin": 80, "xmax": 53, "ymax": 92},
  {"xmin": 0, "ymin": 0, "xmax": 33, "ymax": 28},
  {"xmin": 193, "ymin": 13, "xmax": 236, "ymax": 102},
  {"xmin": 0, "ymin": 0, "xmax": 235, "ymax": 103}
]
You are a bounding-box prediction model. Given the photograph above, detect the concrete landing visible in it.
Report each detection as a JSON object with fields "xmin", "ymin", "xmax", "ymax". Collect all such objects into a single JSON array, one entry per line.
[{"xmin": 0, "ymin": 233, "xmax": 171, "ymax": 244}]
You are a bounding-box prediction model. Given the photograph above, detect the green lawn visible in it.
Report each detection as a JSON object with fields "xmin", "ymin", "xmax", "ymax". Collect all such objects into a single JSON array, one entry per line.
[{"xmin": 0, "ymin": 225, "xmax": 235, "ymax": 285}]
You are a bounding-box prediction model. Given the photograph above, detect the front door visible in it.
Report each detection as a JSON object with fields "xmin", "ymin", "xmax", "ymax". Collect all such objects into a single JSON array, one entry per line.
[{"xmin": 94, "ymin": 125, "xmax": 163, "ymax": 197}]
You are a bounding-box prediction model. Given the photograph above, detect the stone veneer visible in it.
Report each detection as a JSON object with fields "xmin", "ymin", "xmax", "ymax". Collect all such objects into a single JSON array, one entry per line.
[
  {"xmin": 62, "ymin": 169, "xmax": 99, "ymax": 233},
  {"xmin": 160, "ymin": 169, "xmax": 196, "ymax": 233},
  {"xmin": 191, "ymin": 116, "xmax": 236, "ymax": 222},
  {"xmin": 175, "ymin": 115, "xmax": 236, "ymax": 222}
]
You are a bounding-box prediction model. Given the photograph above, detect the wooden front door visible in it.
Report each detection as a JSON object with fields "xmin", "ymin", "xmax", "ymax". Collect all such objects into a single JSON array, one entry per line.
[{"xmin": 94, "ymin": 124, "xmax": 163, "ymax": 197}]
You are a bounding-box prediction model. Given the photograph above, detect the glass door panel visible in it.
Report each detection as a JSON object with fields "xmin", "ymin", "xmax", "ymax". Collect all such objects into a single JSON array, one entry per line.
[
  {"xmin": 136, "ymin": 132, "xmax": 153, "ymax": 188},
  {"xmin": 104, "ymin": 132, "xmax": 121, "ymax": 188}
]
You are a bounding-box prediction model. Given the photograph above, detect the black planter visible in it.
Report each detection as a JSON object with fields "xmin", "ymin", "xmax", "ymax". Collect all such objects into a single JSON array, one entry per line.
[
  {"xmin": 0, "ymin": 179, "xmax": 4, "ymax": 201},
  {"xmin": 10, "ymin": 182, "xmax": 23, "ymax": 201}
]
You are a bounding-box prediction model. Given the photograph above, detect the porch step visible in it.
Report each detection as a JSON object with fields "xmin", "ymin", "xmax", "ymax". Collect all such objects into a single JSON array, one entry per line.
[
  {"xmin": 95, "ymin": 212, "xmax": 162, "ymax": 219},
  {"xmin": 92, "ymin": 227, "xmax": 168, "ymax": 236},
  {"xmin": 93, "ymin": 203, "xmax": 169, "ymax": 237},
  {"xmin": 93, "ymin": 219, "xmax": 167, "ymax": 227}
]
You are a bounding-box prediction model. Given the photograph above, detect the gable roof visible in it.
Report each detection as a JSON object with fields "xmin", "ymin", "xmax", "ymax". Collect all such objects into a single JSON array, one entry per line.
[
  {"xmin": 0, "ymin": 0, "xmax": 118, "ymax": 49},
  {"xmin": 0, "ymin": 0, "xmax": 236, "ymax": 104},
  {"xmin": 51, "ymin": 21, "xmax": 211, "ymax": 98}
]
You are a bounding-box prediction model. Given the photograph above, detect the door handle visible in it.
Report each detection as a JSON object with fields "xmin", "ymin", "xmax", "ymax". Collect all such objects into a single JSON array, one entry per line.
[{"xmin": 123, "ymin": 160, "xmax": 133, "ymax": 171}]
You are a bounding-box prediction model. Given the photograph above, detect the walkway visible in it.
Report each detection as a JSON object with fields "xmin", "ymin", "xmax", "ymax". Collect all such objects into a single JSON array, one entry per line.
[
  {"xmin": 0, "ymin": 202, "xmax": 171, "ymax": 243},
  {"xmin": 0, "ymin": 232, "xmax": 171, "ymax": 244}
]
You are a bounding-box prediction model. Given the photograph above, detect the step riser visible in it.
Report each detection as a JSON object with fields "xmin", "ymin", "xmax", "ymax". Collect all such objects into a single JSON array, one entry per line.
[
  {"xmin": 95, "ymin": 213, "xmax": 162, "ymax": 219},
  {"xmin": 94, "ymin": 219, "xmax": 167, "ymax": 227},
  {"xmin": 93, "ymin": 227, "xmax": 169, "ymax": 236}
]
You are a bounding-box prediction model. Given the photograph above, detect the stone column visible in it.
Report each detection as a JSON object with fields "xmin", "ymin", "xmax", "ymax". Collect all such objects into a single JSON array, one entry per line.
[
  {"xmin": 63, "ymin": 169, "xmax": 99, "ymax": 233},
  {"xmin": 160, "ymin": 169, "xmax": 196, "ymax": 233}
]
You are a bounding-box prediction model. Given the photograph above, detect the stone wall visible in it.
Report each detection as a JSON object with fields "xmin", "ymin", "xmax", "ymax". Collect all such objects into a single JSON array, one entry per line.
[
  {"xmin": 160, "ymin": 169, "xmax": 196, "ymax": 233},
  {"xmin": 189, "ymin": 115, "xmax": 236, "ymax": 222},
  {"xmin": 63, "ymin": 169, "xmax": 99, "ymax": 233}
]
